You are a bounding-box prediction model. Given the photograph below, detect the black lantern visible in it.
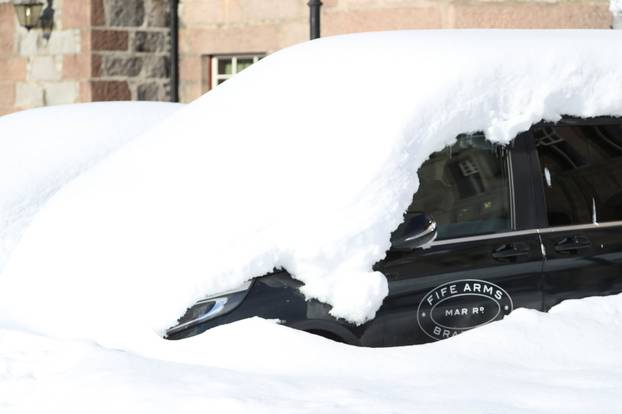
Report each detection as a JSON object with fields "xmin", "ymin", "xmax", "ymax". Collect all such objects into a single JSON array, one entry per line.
[
  {"xmin": 13, "ymin": 0, "xmax": 54, "ymax": 38},
  {"xmin": 13, "ymin": 1, "xmax": 44, "ymax": 30}
]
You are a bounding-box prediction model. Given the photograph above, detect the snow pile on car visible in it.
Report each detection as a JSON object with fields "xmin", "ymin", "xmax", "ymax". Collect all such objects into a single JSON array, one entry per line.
[
  {"xmin": 0, "ymin": 31, "xmax": 622, "ymax": 350},
  {"xmin": 2, "ymin": 294, "xmax": 622, "ymax": 413},
  {"xmin": 0, "ymin": 102, "xmax": 183, "ymax": 274}
]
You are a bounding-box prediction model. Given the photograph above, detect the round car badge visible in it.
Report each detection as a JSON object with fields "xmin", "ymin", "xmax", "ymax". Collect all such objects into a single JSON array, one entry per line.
[{"xmin": 417, "ymin": 279, "xmax": 513, "ymax": 341}]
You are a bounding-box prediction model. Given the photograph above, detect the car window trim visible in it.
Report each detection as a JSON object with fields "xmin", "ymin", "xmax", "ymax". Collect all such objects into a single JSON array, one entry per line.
[
  {"xmin": 507, "ymin": 149, "xmax": 517, "ymax": 231},
  {"xmin": 537, "ymin": 220, "xmax": 622, "ymax": 234},
  {"xmin": 429, "ymin": 220, "xmax": 622, "ymax": 247}
]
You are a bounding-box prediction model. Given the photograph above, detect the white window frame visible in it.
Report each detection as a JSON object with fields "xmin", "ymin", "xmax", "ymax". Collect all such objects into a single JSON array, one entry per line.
[{"xmin": 211, "ymin": 54, "xmax": 264, "ymax": 89}]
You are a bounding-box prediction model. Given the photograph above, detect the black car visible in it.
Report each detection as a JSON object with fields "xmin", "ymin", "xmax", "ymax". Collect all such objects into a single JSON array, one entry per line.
[{"xmin": 166, "ymin": 116, "xmax": 622, "ymax": 347}]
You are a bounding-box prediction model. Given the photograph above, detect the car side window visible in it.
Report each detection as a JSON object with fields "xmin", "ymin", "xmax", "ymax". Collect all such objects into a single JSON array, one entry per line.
[
  {"xmin": 534, "ymin": 124, "xmax": 622, "ymax": 226},
  {"xmin": 403, "ymin": 133, "xmax": 511, "ymax": 240}
]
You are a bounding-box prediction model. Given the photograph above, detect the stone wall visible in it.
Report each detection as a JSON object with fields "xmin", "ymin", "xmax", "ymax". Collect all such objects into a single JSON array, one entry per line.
[
  {"xmin": 0, "ymin": 0, "xmax": 171, "ymax": 115},
  {"xmin": 0, "ymin": 0, "xmax": 616, "ymax": 114},
  {"xmin": 0, "ymin": 1, "xmax": 23, "ymax": 115},
  {"xmin": 92, "ymin": 0, "xmax": 171, "ymax": 101},
  {"xmin": 179, "ymin": 0, "xmax": 613, "ymax": 103},
  {"xmin": 1, "ymin": 0, "xmax": 86, "ymax": 114}
]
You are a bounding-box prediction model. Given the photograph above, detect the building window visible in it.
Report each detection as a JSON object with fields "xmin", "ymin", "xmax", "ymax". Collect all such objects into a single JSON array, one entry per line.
[{"xmin": 206, "ymin": 54, "xmax": 264, "ymax": 90}]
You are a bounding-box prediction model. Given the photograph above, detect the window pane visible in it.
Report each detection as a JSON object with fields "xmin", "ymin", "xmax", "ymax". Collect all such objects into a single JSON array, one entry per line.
[
  {"xmin": 403, "ymin": 134, "xmax": 510, "ymax": 240},
  {"xmin": 237, "ymin": 58, "xmax": 253, "ymax": 72},
  {"xmin": 218, "ymin": 58, "xmax": 233, "ymax": 75},
  {"xmin": 536, "ymin": 124, "xmax": 622, "ymax": 226}
]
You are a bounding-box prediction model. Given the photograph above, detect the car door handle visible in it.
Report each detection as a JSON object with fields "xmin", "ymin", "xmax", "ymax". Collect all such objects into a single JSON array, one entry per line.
[
  {"xmin": 554, "ymin": 236, "xmax": 591, "ymax": 253},
  {"xmin": 492, "ymin": 243, "xmax": 530, "ymax": 260}
]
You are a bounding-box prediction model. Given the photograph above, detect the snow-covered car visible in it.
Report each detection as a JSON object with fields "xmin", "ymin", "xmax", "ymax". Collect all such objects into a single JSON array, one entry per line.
[
  {"xmin": 167, "ymin": 116, "xmax": 622, "ymax": 346},
  {"xmin": 2, "ymin": 30, "xmax": 622, "ymax": 353}
]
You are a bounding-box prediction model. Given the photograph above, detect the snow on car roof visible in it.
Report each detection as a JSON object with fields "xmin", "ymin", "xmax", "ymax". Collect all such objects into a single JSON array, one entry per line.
[{"xmin": 1, "ymin": 30, "xmax": 621, "ymax": 350}]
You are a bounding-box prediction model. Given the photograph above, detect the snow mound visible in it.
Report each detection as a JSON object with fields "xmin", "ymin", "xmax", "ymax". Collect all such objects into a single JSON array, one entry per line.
[
  {"xmin": 1, "ymin": 31, "xmax": 622, "ymax": 350},
  {"xmin": 0, "ymin": 102, "xmax": 183, "ymax": 273},
  {"xmin": 2, "ymin": 294, "xmax": 622, "ymax": 413}
]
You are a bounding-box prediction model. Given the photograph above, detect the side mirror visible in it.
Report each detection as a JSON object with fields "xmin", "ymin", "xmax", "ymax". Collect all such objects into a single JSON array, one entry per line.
[{"xmin": 390, "ymin": 213, "xmax": 437, "ymax": 251}]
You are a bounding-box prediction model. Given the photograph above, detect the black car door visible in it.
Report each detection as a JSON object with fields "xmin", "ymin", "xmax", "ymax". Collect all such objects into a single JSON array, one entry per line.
[
  {"xmin": 531, "ymin": 120, "xmax": 622, "ymax": 310},
  {"xmin": 367, "ymin": 133, "xmax": 545, "ymax": 347}
]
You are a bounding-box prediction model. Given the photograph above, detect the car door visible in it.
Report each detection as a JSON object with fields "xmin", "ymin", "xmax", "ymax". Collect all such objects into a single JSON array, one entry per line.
[
  {"xmin": 531, "ymin": 120, "xmax": 622, "ymax": 310},
  {"xmin": 367, "ymin": 133, "xmax": 545, "ymax": 347}
]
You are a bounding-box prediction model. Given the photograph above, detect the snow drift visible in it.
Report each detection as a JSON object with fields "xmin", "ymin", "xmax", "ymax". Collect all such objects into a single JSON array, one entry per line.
[
  {"xmin": 0, "ymin": 102, "xmax": 183, "ymax": 273},
  {"xmin": 3, "ymin": 294, "xmax": 622, "ymax": 413},
  {"xmin": 1, "ymin": 31, "xmax": 622, "ymax": 350}
]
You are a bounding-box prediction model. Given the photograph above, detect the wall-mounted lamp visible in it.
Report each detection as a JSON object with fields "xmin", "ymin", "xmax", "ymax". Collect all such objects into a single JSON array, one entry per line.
[{"xmin": 12, "ymin": 0, "xmax": 54, "ymax": 39}]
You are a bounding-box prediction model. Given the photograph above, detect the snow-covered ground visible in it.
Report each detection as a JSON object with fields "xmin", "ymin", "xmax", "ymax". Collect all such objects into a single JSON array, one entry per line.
[
  {"xmin": 2, "ymin": 294, "xmax": 622, "ymax": 413},
  {"xmin": 1, "ymin": 30, "xmax": 622, "ymax": 412}
]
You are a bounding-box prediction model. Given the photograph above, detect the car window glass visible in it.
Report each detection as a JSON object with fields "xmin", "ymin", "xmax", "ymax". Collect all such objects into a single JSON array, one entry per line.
[
  {"xmin": 535, "ymin": 124, "xmax": 622, "ymax": 226},
  {"xmin": 400, "ymin": 133, "xmax": 511, "ymax": 241}
]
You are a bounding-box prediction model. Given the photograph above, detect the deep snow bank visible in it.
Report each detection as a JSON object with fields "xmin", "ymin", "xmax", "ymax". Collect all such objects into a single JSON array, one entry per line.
[
  {"xmin": 2, "ymin": 294, "xmax": 622, "ymax": 413},
  {"xmin": 1, "ymin": 31, "xmax": 622, "ymax": 349},
  {"xmin": 0, "ymin": 102, "xmax": 183, "ymax": 273}
]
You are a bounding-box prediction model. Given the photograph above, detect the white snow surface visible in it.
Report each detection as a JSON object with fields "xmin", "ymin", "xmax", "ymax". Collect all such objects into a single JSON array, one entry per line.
[
  {"xmin": 0, "ymin": 102, "xmax": 183, "ymax": 273},
  {"xmin": 2, "ymin": 295, "xmax": 622, "ymax": 413},
  {"xmin": 1, "ymin": 31, "xmax": 622, "ymax": 352},
  {"xmin": 610, "ymin": 0, "xmax": 622, "ymax": 14}
]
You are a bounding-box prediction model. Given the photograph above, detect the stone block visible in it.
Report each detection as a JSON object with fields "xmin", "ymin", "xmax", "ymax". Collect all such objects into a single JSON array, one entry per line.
[
  {"xmin": 48, "ymin": 29, "xmax": 81, "ymax": 54},
  {"xmin": 0, "ymin": 43, "xmax": 13, "ymax": 59},
  {"xmin": 0, "ymin": 33, "xmax": 12, "ymax": 58},
  {"xmin": 136, "ymin": 81, "xmax": 160, "ymax": 100},
  {"xmin": 43, "ymin": 81, "xmax": 79, "ymax": 105},
  {"xmin": 133, "ymin": 30, "xmax": 167, "ymax": 52},
  {"xmin": 18, "ymin": 30, "xmax": 38, "ymax": 56},
  {"xmin": 106, "ymin": 0, "xmax": 145, "ymax": 27},
  {"xmin": 180, "ymin": 0, "xmax": 304, "ymax": 27},
  {"xmin": 62, "ymin": 0, "xmax": 89, "ymax": 29},
  {"xmin": 0, "ymin": 81, "xmax": 15, "ymax": 106},
  {"xmin": 162, "ymin": 80, "xmax": 170, "ymax": 100},
  {"xmin": 180, "ymin": 80, "xmax": 201, "ymax": 103},
  {"xmin": 180, "ymin": 55, "xmax": 200, "ymax": 82},
  {"xmin": 15, "ymin": 82, "xmax": 44, "ymax": 107},
  {"xmin": 101, "ymin": 55, "xmax": 143, "ymax": 77},
  {"xmin": 79, "ymin": 80, "xmax": 91, "ymax": 101},
  {"xmin": 146, "ymin": 0, "xmax": 170, "ymax": 27},
  {"xmin": 29, "ymin": 55, "xmax": 62, "ymax": 81},
  {"xmin": 323, "ymin": 6, "xmax": 443, "ymax": 35},
  {"xmin": 182, "ymin": 26, "xmax": 280, "ymax": 55},
  {"xmin": 142, "ymin": 55, "xmax": 169, "ymax": 78},
  {"xmin": 91, "ymin": 80, "xmax": 131, "ymax": 101},
  {"xmin": 91, "ymin": 53, "xmax": 102, "ymax": 76},
  {"xmin": 92, "ymin": 29, "xmax": 128, "ymax": 51},
  {"xmin": 0, "ymin": 4, "xmax": 15, "ymax": 55},
  {"xmin": 2, "ymin": 57, "xmax": 27, "ymax": 81},
  {"xmin": 91, "ymin": 0, "xmax": 105, "ymax": 26},
  {"xmin": 0, "ymin": 107, "xmax": 17, "ymax": 116},
  {"xmin": 454, "ymin": 3, "xmax": 610, "ymax": 29},
  {"xmin": 0, "ymin": 3, "xmax": 15, "ymax": 32},
  {"xmin": 63, "ymin": 54, "xmax": 90, "ymax": 78}
]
